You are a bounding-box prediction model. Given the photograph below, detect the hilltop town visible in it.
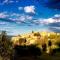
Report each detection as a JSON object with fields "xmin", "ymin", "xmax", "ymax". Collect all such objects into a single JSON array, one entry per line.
[{"xmin": 11, "ymin": 31, "xmax": 60, "ymax": 53}]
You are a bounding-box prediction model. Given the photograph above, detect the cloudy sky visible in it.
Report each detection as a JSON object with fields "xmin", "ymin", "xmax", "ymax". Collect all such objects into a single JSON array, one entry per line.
[{"xmin": 0, "ymin": 0, "xmax": 60, "ymax": 35}]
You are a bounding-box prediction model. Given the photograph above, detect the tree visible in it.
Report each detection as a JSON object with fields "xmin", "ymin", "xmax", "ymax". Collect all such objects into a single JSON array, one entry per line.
[{"xmin": 0, "ymin": 31, "xmax": 12, "ymax": 60}]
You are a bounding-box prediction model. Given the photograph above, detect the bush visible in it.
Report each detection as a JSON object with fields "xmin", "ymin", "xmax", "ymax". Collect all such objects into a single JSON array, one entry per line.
[{"xmin": 13, "ymin": 45, "xmax": 42, "ymax": 58}]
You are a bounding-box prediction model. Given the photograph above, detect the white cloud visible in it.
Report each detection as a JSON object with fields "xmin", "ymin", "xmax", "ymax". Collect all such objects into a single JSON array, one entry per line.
[
  {"xmin": 16, "ymin": 15, "xmax": 32, "ymax": 22},
  {"xmin": 0, "ymin": 12, "xmax": 9, "ymax": 18},
  {"xmin": 0, "ymin": 21, "xmax": 8, "ymax": 25},
  {"xmin": 18, "ymin": 7, "xmax": 23, "ymax": 10},
  {"xmin": 0, "ymin": 0, "xmax": 14, "ymax": 5},
  {"xmin": 9, "ymin": 0, "xmax": 14, "ymax": 3},
  {"xmin": 9, "ymin": 15, "xmax": 26, "ymax": 22},
  {"xmin": 19, "ymin": 15, "xmax": 32, "ymax": 21},
  {"xmin": 41, "ymin": 18, "xmax": 58, "ymax": 24},
  {"xmin": 24, "ymin": 6, "xmax": 35, "ymax": 13},
  {"xmin": 26, "ymin": 15, "xmax": 33, "ymax": 20},
  {"xmin": 54, "ymin": 14, "xmax": 60, "ymax": 17},
  {"xmin": 9, "ymin": 14, "xmax": 33, "ymax": 24},
  {"xmin": 51, "ymin": 27, "xmax": 60, "ymax": 30},
  {"xmin": 9, "ymin": 18, "xmax": 16, "ymax": 21},
  {"xmin": 1, "ymin": 0, "xmax": 9, "ymax": 4},
  {"xmin": 11, "ymin": 13, "xmax": 20, "ymax": 17},
  {"xmin": 18, "ymin": 15, "xmax": 26, "ymax": 21},
  {"xmin": 3, "ymin": 0, "xmax": 8, "ymax": 3},
  {"xmin": 18, "ymin": 6, "xmax": 35, "ymax": 13},
  {"xmin": 0, "ymin": 12, "xmax": 33, "ymax": 25},
  {"xmin": 45, "ymin": 14, "xmax": 60, "ymax": 24},
  {"xmin": 33, "ymin": 14, "xmax": 60, "ymax": 25},
  {"xmin": 0, "ymin": 12, "xmax": 60, "ymax": 26},
  {"xmin": 16, "ymin": 1, "xmax": 19, "ymax": 3}
]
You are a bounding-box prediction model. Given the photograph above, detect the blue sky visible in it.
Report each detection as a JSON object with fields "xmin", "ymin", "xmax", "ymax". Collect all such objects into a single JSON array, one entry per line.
[{"xmin": 0, "ymin": 0, "xmax": 60, "ymax": 35}]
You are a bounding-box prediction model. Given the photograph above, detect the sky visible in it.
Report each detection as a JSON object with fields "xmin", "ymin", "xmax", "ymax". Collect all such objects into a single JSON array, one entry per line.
[{"xmin": 0, "ymin": 0, "xmax": 60, "ymax": 35}]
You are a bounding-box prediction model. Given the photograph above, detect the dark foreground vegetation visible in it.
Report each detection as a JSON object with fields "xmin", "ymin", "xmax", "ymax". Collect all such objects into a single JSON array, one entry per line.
[{"xmin": 11, "ymin": 45, "xmax": 41, "ymax": 60}]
